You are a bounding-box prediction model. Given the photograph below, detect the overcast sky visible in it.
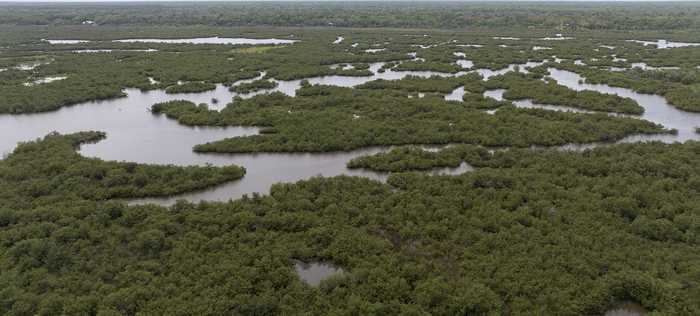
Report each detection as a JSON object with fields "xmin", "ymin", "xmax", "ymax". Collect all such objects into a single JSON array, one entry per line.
[{"xmin": 0, "ymin": 0, "xmax": 694, "ymax": 2}]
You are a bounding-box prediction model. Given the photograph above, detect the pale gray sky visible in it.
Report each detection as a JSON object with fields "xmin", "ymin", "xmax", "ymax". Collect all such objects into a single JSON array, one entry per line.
[{"xmin": 1, "ymin": 0, "xmax": 694, "ymax": 2}]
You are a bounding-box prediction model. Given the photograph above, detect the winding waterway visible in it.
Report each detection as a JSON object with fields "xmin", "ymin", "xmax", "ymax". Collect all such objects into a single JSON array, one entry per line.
[
  {"xmin": 2, "ymin": 54, "xmax": 699, "ymax": 206},
  {"xmin": 548, "ymin": 68, "xmax": 700, "ymax": 142}
]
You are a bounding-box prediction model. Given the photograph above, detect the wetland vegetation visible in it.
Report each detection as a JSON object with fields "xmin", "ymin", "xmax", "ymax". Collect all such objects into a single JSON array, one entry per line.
[
  {"xmin": 486, "ymin": 72, "xmax": 644, "ymax": 114},
  {"xmin": 1, "ymin": 2, "xmax": 700, "ymax": 315},
  {"xmin": 0, "ymin": 132, "xmax": 246, "ymax": 208},
  {"xmin": 152, "ymin": 89, "xmax": 666, "ymax": 153}
]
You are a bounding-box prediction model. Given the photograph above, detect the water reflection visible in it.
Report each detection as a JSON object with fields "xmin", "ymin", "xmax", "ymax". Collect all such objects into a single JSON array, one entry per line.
[
  {"xmin": 44, "ymin": 39, "xmax": 90, "ymax": 44},
  {"xmin": 130, "ymin": 147, "xmax": 390, "ymax": 205},
  {"xmin": 477, "ymin": 69, "xmax": 698, "ymax": 144},
  {"xmin": 444, "ymin": 86, "xmax": 465, "ymax": 101},
  {"xmin": 294, "ymin": 261, "xmax": 344, "ymax": 286},
  {"xmin": 540, "ymin": 37, "xmax": 574, "ymax": 41},
  {"xmin": 548, "ymin": 68, "xmax": 700, "ymax": 142},
  {"xmin": 43, "ymin": 37, "xmax": 298, "ymax": 45},
  {"xmin": 23, "ymin": 76, "xmax": 68, "ymax": 86},
  {"xmin": 113, "ymin": 37, "xmax": 297, "ymax": 45},
  {"xmin": 483, "ymin": 89, "xmax": 593, "ymax": 114},
  {"xmin": 0, "ymin": 70, "xmax": 476, "ymax": 206},
  {"xmin": 604, "ymin": 301, "xmax": 647, "ymax": 316},
  {"xmin": 0, "ymin": 87, "xmax": 259, "ymax": 160},
  {"xmin": 268, "ymin": 62, "xmax": 474, "ymax": 97},
  {"xmin": 2, "ymin": 54, "xmax": 699, "ymax": 206},
  {"xmin": 130, "ymin": 148, "xmax": 473, "ymax": 205},
  {"xmin": 627, "ymin": 39, "xmax": 700, "ymax": 49},
  {"xmin": 15, "ymin": 60, "xmax": 51, "ymax": 70},
  {"xmin": 474, "ymin": 61, "xmax": 546, "ymax": 80},
  {"xmin": 630, "ymin": 63, "xmax": 679, "ymax": 71}
]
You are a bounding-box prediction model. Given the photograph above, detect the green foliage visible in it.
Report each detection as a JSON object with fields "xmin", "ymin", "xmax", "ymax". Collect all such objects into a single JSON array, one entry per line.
[
  {"xmin": 549, "ymin": 63, "xmax": 700, "ymax": 112},
  {"xmin": 165, "ymin": 82, "xmax": 216, "ymax": 94},
  {"xmin": 1, "ymin": 142, "xmax": 700, "ymax": 314},
  {"xmin": 348, "ymin": 145, "xmax": 490, "ymax": 172},
  {"xmin": 487, "ymin": 72, "xmax": 644, "ymax": 114},
  {"xmin": 230, "ymin": 79, "xmax": 278, "ymax": 93},
  {"xmin": 358, "ymin": 75, "xmax": 461, "ymax": 93},
  {"xmin": 393, "ymin": 61, "xmax": 461, "ymax": 73},
  {"xmin": 356, "ymin": 74, "xmax": 486, "ymax": 94},
  {"xmin": 148, "ymin": 85, "xmax": 667, "ymax": 153},
  {"xmin": 0, "ymin": 52, "xmax": 259, "ymax": 113},
  {"xmin": 665, "ymin": 86, "xmax": 700, "ymax": 112},
  {"xmin": 2, "ymin": 18, "xmax": 700, "ymax": 316},
  {"xmin": 0, "ymin": 132, "xmax": 245, "ymax": 208},
  {"xmin": 461, "ymin": 93, "xmax": 511, "ymax": 109}
]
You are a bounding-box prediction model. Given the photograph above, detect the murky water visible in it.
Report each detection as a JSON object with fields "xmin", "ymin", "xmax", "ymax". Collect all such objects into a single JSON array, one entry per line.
[
  {"xmin": 294, "ymin": 261, "xmax": 344, "ymax": 286},
  {"xmin": 0, "ymin": 87, "xmax": 258, "ymax": 160},
  {"xmin": 267, "ymin": 62, "xmax": 473, "ymax": 97},
  {"xmin": 15, "ymin": 60, "xmax": 51, "ymax": 70},
  {"xmin": 483, "ymin": 89, "xmax": 592, "ymax": 114},
  {"xmin": 548, "ymin": 68, "xmax": 700, "ymax": 142},
  {"xmin": 329, "ymin": 64, "xmax": 354, "ymax": 70},
  {"xmin": 2, "ymin": 54, "xmax": 698, "ymax": 205},
  {"xmin": 130, "ymin": 152, "xmax": 472, "ymax": 205},
  {"xmin": 44, "ymin": 39, "xmax": 90, "ymax": 44},
  {"xmin": 630, "ymin": 63, "xmax": 679, "ymax": 71},
  {"xmin": 473, "ymin": 68, "xmax": 700, "ymax": 143},
  {"xmin": 453, "ymin": 53, "xmax": 475, "ymax": 69},
  {"xmin": 44, "ymin": 37, "xmax": 297, "ymax": 46},
  {"xmin": 474, "ymin": 61, "xmax": 546, "ymax": 80},
  {"xmin": 23, "ymin": 76, "xmax": 68, "ymax": 86},
  {"xmin": 604, "ymin": 302, "xmax": 647, "ymax": 316},
  {"xmin": 541, "ymin": 37, "xmax": 574, "ymax": 41},
  {"xmin": 627, "ymin": 39, "xmax": 700, "ymax": 49},
  {"xmin": 0, "ymin": 61, "xmax": 474, "ymax": 205},
  {"xmin": 113, "ymin": 37, "xmax": 297, "ymax": 45},
  {"xmin": 444, "ymin": 86, "xmax": 466, "ymax": 101},
  {"xmin": 0, "ymin": 82, "xmax": 402, "ymax": 205}
]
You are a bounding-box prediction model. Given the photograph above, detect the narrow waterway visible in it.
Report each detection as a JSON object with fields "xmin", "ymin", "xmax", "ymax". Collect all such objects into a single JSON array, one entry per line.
[{"xmin": 548, "ymin": 68, "xmax": 700, "ymax": 142}]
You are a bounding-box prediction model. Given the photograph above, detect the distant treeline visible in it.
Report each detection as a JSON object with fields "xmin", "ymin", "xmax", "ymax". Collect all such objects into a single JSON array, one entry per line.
[{"xmin": 3, "ymin": 2, "xmax": 700, "ymax": 30}]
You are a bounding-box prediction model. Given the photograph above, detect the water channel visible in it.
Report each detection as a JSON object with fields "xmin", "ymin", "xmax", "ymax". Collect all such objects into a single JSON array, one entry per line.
[{"xmin": 2, "ymin": 42, "xmax": 699, "ymax": 206}]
